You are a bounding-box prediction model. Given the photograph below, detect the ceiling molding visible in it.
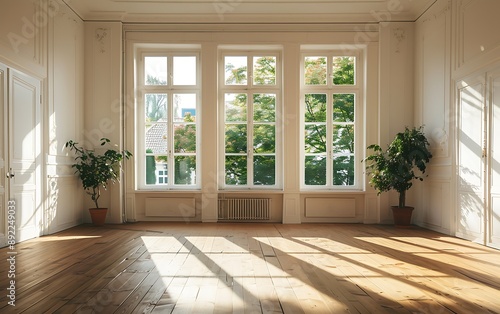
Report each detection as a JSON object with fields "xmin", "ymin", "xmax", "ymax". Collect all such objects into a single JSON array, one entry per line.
[{"xmin": 64, "ymin": 0, "xmax": 437, "ymax": 23}]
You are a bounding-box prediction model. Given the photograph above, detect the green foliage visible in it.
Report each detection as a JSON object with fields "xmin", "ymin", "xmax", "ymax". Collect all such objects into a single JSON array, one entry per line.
[
  {"xmin": 174, "ymin": 113, "xmax": 196, "ymax": 153},
  {"xmin": 332, "ymin": 57, "xmax": 355, "ymax": 85},
  {"xmin": 174, "ymin": 156, "xmax": 196, "ymax": 184},
  {"xmin": 65, "ymin": 138, "xmax": 132, "ymax": 208},
  {"xmin": 304, "ymin": 57, "xmax": 327, "ymax": 85},
  {"xmin": 303, "ymin": 57, "xmax": 356, "ymax": 186},
  {"xmin": 225, "ymin": 63, "xmax": 247, "ymax": 84},
  {"xmin": 224, "ymin": 57, "xmax": 277, "ymax": 185},
  {"xmin": 145, "ymin": 148, "xmax": 156, "ymax": 184},
  {"xmin": 363, "ymin": 126, "xmax": 433, "ymax": 208},
  {"xmin": 253, "ymin": 56, "xmax": 276, "ymax": 85},
  {"xmin": 225, "ymin": 156, "xmax": 247, "ymax": 185}
]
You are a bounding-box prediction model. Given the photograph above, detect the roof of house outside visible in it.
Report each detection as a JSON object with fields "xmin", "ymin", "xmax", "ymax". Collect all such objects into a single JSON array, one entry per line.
[{"xmin": 146, "ymin": 122, "xmax": 168, "ymax": 154}]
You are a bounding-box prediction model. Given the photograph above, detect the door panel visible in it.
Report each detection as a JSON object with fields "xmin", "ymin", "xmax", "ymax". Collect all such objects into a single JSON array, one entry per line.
[
  {"xmin": 457, "ymin": 79, "xmax": 486, "ymax": 243},
  {"xmin": 488, "ymin": 70, "xmax": 500, "ymax": 249},
  {"xmin": 9, "ymin": 69, "xmax": 41, "ymax": 243}
]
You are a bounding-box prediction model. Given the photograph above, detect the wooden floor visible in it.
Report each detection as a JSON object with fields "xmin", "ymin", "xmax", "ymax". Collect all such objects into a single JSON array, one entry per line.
[{"xmin": 0, "ymin": 223, "xmax": 499, "ymax": 313}]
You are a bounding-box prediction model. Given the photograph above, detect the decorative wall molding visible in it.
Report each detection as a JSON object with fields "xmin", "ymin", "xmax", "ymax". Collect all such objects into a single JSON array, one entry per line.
[
  {"xmin": 456, "ymin": 0, "xmax": 500, "ymax": 69},
  {"xmin": 95, "ymin": 28, "xmax": 108, "ymax": 53},
  {"xmin": 420, "ymin": 0, "xmax": 450, "ymax": 24},
  {"xmin": 47, "ymin": 176, "xmax": 81, "ymax": 234},
  {"xmin": 393, "ymin": 27, "xmax": 406, "ymax": 53}
]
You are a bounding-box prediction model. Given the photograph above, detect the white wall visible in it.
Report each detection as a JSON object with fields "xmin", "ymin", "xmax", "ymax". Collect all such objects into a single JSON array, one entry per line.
[
  {"xmin": 0, "ymin": 0, "xmax": 85, "ymax": 236},
  {"xmin": 377, "ymin": 21, "xmax": 415, "ymax": 224},
  {"xmin": 414, "ymin": 0, "xmax": 500, "ymax": 236},
  {"xmin": 46, "ymin": 0, "xmax": 85, "ymax": 233},
  {"xmin": 0, "ymin": 0, "xmax": 47, "ymax": 78},
  {"xmin": 413, "ymin": 0, "xmax": 453, "ymax": 234},
  {"xmin": 84, "ymin": 22, "xmax": 125, "ymax": 224}
]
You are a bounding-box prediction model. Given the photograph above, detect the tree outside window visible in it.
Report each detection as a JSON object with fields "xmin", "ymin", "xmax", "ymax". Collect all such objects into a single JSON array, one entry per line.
[
  {"xmin": 303, "ymin": 55, "xmax": 357, "ymax": 187},
  {"xmin": 222, "ymin": 54, "xmax": 279, "ymax": 187},
  {"xmin": 141, "ymin": 54, "xmax": 199, "ymax": 189}
]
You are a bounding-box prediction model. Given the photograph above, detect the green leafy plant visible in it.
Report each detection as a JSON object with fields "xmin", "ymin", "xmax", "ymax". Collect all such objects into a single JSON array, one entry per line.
[
  {"xmin": 65, "ymin": 138, "xmax": 132, "ymax": 208},
  {"xmin": 363, "ymin": 126, "xmax": 432, "ymax": 208}
]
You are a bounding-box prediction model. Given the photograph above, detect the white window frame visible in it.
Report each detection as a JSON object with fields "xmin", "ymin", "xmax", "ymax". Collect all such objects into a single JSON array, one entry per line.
[
  {"xmin": 136, "ymin": 48, "xmax": 201, "ymax": 190},
  {"xmin": 218, "ymin": 49, "xmax": 283, "ymax": 190},
  {"xmin": 300, "ymin": 48, "xmax": 364, "ymax": 191}
]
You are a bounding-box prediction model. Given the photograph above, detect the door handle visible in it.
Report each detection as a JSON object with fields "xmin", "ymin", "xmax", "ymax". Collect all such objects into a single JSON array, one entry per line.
[{"xmin": 6, "ymin": 168, "xmax": 14, "ymax": 179}]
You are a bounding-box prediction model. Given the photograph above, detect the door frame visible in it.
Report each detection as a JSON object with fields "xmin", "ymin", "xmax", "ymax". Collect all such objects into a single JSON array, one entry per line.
[
  {"xmin": 455, "ymin": 66, "xmax": 500, "ymax": 249},
  {"xmin": 0, "ymin": 63, "xmax": 44, "ymax": 246}
]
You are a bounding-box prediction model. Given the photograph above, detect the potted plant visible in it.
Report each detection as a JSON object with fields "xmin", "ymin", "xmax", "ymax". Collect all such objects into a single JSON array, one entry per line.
[
  {"xmin": 363, "ymin": 126, "xmax": 432, "ymax": 227},
  {"xmin": 65, "ymin": 138, "xmax": 132, "ymax": 226}
]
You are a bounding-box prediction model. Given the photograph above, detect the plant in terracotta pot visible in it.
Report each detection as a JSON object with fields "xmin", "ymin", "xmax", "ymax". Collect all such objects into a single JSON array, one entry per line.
[
  {"xmin": 363, "ymin": 126, "xmax": 432, "ymax": 227},
  {"xmin": 65, "ymin": 138, "xmax": 132, "ymax": 226}
]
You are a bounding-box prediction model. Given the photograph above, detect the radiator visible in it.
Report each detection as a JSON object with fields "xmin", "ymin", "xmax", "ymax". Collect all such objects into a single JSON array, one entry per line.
[{"xmin": 218, "ymin": 198, "xmax": 270, "ymax": 220}]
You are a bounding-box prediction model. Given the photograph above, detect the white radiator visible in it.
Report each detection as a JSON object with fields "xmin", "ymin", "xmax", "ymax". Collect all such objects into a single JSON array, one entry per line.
[{"xmin": 218, "ymin": 198, "xmax": 270, "ymax": 220}]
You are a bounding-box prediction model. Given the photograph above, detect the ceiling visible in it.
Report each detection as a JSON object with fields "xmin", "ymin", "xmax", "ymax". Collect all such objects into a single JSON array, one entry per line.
[{"xmin": 63, "ymin": 0, "xmax": 437, "ymax": 23}]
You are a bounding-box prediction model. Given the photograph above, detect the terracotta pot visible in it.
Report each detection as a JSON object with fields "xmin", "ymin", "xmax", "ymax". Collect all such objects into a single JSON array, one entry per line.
[
  {"xmin": 391, "ymin": 206, "xmax": 414, "ymax": 227},
  {"xmin": 88, "ymin": 208, "xmax": 108, "ymax": 226}
]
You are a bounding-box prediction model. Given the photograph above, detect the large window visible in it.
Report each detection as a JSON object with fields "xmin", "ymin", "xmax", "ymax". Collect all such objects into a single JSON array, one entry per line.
[
  {"xmin": 137, "ymin": 51, "xmax": 200, "ymax": 189},
  {"xmin": 301, "ymin": 51, "xmax": 362, "ymax": 189},
  {"xmin": 219, "ymin": 51, "xmax": 281, "ymax": 188}
]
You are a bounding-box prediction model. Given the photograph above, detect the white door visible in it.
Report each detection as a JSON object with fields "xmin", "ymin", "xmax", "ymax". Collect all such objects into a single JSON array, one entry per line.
[
  {"xmin": 456, "ymin": 76, "xmax": 486, "ymax": 244},
  {"xmin": 0, "ymin": 65, "xmax": 42, "ymax": 246},
  {"xmin": 487, "ymin": 69, "xmax": 500, "ymax": 249}
]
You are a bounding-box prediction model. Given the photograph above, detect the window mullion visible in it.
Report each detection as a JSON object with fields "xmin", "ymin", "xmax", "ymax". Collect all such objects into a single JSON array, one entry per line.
[
  {"xmin": 168, "ymin": 92, "xmax": 174, "ymax": 187},
  {"xmin": 247, "ymin": 92, "xmax": 254, "ymax": 186},
  {"xmin": 326, "ymin": 93, "xmax": 333, "ymax": 187}
]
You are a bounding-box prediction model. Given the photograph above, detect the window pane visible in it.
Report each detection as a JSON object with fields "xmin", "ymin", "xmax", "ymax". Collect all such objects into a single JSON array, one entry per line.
[
  {"xmin": 225, "ymin": 156, "xmax": 247, "ymax": 185},
  {"xmin": 146, "ymin": 155, "xmax": 168, "ymax": 185},
  {"xmin": 253, "ymin": 93, "xmax": 275, "ymax": 122},
  {"xmin": 254, "ymin": 125, "xmax": 275, "ymax": 153},
  {"xmin": 173, "ymin": 94, "xmax": 196, "ymax": 121},
  {"xmin": 174, "ymin": 124, "xmax": 196, "ymax": 153},
  {"xmin": 332, "ymin": 56, "xmax": 355, "ymax": 85},
  {"xmin": 145, "ymin": 94, "xmax": 167, "ymax": 123},
  {"xmin": 173, "ymin": 56, "xmax": 196, "ymax": 85},
  {"xmin": 175, "ymin": 156, "xmax": 196, "ymax": 185},
  {"xmin": 304, "ymin": 56, "xmax": 326, "ymax": 85},
  {"xmin": 145, "ymin": 122, "xmax": 168, "ymax": 154},
  {"xmin": 145, "ymin": 56, "xmax": 167, "ymax": 85},
  {"xmin": 332, "ymin": 125, "xmax": 354, "ymax": 154},
  {"xmin": 254, "ymin": 156, "xmax": 275, "ymax": 185},
  {"xmin": 333, "ymin": 155, "xmax": 354, "ymax": 186},
  {"xmin": 333, "ymin": 94, "xmax": 355, "ymax": 122},
  {"xmin": 304, "ymin": 155, "xmax": 326, "ymax": 185},
  {"xmin": 305, "ymin": 94, "xmax": 326, "ymax": 122},
  {"xmin": 253, "ymin": 56, "xmax": 276, "ymax": 85},
  {"xmin": 225, "ymin": 124, "xmax": 247, "ymax": 153},
  {"xmin": 305, "ymin": 124, "xmax": 326, "ymax": 154},
  {"xmin": 225, "ymin": 56, "xmax": 247, "ymax": 85},
  {"xmin": 225, "ymin": 93, "xmax": 247, "ymax": 122}
]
